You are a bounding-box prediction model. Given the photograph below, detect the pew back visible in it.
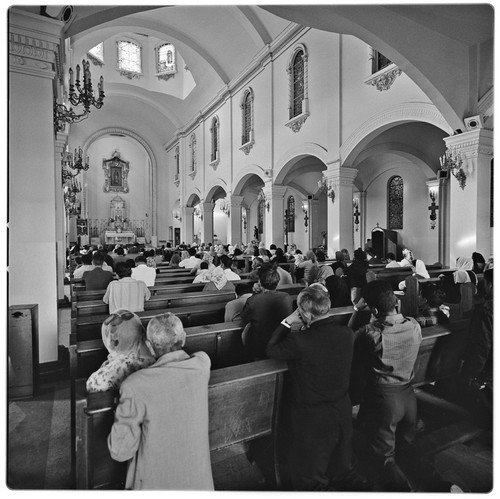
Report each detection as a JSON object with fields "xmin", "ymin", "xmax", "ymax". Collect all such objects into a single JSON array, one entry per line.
[{"xmin": 74, "ymin": 359, "xmax": 288, "ymax": 489}]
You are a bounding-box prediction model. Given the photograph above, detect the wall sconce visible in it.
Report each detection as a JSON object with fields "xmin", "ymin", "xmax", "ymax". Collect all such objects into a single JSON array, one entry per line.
[
  {"xmin": 318, "ymin": 175, "xmax": 335, "ymax": 202},
  {"xmin": 439, "ymin": 147, "xmax": 466, "ymax": 190},
  {"xmin": 302, "ymin": 202, "xmax": 309, "ymax": 232},
  {"xmin": 173, "ymin": 210, "xmax": 182, "ymax": 222},
  {"xmin": 54, "ymin": 59, "xmax": 105, "ymax": 132},
  {"xmin": 258, "ymin": 189, "xmax": 270, "ymax": 212},
  {"xmin": 62, "ymin": 145, "xmax": 89, "ymax": 174},
  {"xmin": 194, "ymin": 206, "xmax": 203, "ymax": 221},
  {"xmin": 220, "ymin": 199, "xmax": 230, "ymax": 217},
  {"xmin": 428, "ymin": 189, "xmax": 439, "ymax": 229},
  {"xmin": 353, "ymin": 199, "xmax": 360, "ymax": 232}
]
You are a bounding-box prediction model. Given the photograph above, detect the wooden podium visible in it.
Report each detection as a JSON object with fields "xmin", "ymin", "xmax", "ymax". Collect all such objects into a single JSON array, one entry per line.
[{"xmin": 371, "ymin": 225, "xmax": 401, "ymax": 260}]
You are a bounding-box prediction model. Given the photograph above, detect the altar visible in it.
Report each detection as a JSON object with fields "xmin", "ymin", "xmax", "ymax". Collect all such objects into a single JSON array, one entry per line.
[{"xmin": 105, "ymin": 231, "xmax": 136, "ymax": 245}]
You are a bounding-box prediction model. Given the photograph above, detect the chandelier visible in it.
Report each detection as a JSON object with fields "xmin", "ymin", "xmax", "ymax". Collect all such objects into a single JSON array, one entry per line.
[
  {"xmin": 54, "ymin": 59, "xmax": 105, "ymax": 132},
  {"xmin": 439, "ymin": 147, "xmax": 466, "ymax": 190},
  {"xmin": 318, "ymin": 175, "xmax": 335, "ymax": 202},
  {"xmin": 353, "ymin": 199, "xmax": 360, "ymax": 231},
  {"xmin": 62, "ymin": 145, "xmax": 90, "ymax": 174}
]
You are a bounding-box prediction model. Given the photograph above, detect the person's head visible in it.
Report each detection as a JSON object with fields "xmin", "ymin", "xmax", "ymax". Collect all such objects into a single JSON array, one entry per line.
[
  {"xmin": 455, "ymin": 256, "xmax": 473, "ymax": 271},
  {"xmin": 220, "ymin": 255, "xmax": 231, "ymax": 269},
  {"xmin": 270, "ymin": 244, "xmax": 277, "ymax": 251},
  {"xmin": 362, "ymin": 280, "xmax": 398, "ymax": 318},
  {"xmin": 252, "ymin": 256, "xmax": 264, "ymax": 270},
  {"xmin": 126, "ymin": 258, "xmax": 136, "ymax": 268},
  {"xmin": 115, "ymin": 261, "xmax": 132, "ymax": 279},
  {"xmin": 146, "ymin": 312, "xmax": 186, "ymax": 358},
  {"xmin": 115, "ymin": 246, "xmax": 125, "ymax": 256},
  {"xmin": 188, "ymin": 247, "xmax": 197, "ymax": 257},
  {"xmin": 235, "ymin": 281, "xmax": 254, "ymax": 297},
  {"xmin": 341, "ymin": 248, "xmax": 350, "ymax": 259},
  {"xmin": 315, "ymin": 250, "xmax": 325, "ymax": 263},
  {"xmin": 258, "ymin": 263, "xmax": 280, "ymax": 290},
  {"xmin": 305, "ymin": 250, "xmax": 317, "ymax": 263},
  {"xmin": 297, "ymin": 286, "xmax": 331, "ymax": 328},
  {"xmin": 181, "ymin": 250, "xmax": 189, "ymax": 260},
  {"xmin": 81, "ymin": 253, "xmax": 93, "ymax": 265},
  {"xmin": 335, "ymin": 251, "xmax": 344, "ymax": 262},
  {"xmin": 135, "ymin": 255, "xmax": 147, "ymax": 265},
  {"xmin": 354, "ymin": 248, "xmax": 366, "ymax": 262},
  {"xmin": 92, "ymin": 252, "xmax": 105, "ymax": 267},
  {"xmin": 472, "ymin": 252, "xmax": 486, "ymax": 272},
  {"xmin": 199, "ymin": 261, "xmax": 209, "ymax": 270},
  {"xmin": 386, "ymin": 252, "xmax": 396, "ymax": 262},
  {"xmin": 101, "ymin": 309, "xmax": 147, "ymax": 357}
]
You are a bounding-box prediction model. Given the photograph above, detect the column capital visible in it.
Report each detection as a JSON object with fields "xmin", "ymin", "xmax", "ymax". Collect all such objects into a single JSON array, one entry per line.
[
  {"xmin": 229, "ymin": 195, "xmax": 244, "ymax": 207},
  {"xmin": 324, "ymin": 165, "xmax": 358, "ymax": 186}
]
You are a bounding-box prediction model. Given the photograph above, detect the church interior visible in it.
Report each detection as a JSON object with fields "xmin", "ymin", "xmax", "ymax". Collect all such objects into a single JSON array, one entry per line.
[{"xmin": 7, "ymin": 3, "xmax": 494, "ymax": 492}]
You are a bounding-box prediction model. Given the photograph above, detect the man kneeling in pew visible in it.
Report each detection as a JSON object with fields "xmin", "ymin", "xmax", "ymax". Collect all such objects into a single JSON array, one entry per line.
[{"xmin": 108, "ymin": 312, "xmax": 214, "ymax": 490}]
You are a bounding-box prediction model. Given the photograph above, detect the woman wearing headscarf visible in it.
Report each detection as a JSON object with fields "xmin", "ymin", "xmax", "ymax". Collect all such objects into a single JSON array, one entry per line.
[
  {"xmin": 472, "ymin": 252, "xmax": 486, "ymax": 274},
  {"xmin": 202, "ymin": 265, "xmax": 236, "ymax": 292},
  {"xmin": 439, "ymin": 256, "xmax": 477, "ymax": 303},
  {"xmin": 399, "ymin": 248, "xmax": 414, "ymax": 267},
  {"xmin": 86, "ymin": 309, "xmax": 155, "ymax": 393},
  {"xmin": 398, "ymin": 259, "xmax": 430, "ymax": 290}
]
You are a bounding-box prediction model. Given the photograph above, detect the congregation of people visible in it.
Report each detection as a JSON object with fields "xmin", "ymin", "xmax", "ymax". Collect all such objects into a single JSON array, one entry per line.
[{"xmin": 70, "ymin": 238, "xmax": 493, "ymax": 491}]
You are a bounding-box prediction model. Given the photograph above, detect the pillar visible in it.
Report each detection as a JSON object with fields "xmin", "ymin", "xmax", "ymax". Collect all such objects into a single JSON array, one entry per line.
[
  {"xmin": 55, "ymin": 132, "xmax": 68, "ymax": 301},
  {"xmin": 201, "ymin": 201, "xmax": 214, "ymax": 245},
  {"xmin": 9, "ymin": 9, "xmax": 64, "ymax": 363},
  {"xmin": 227, "ymin": 195, "xmax": 244, "ymax": 245},
  {"xmin": 182, "ymin": 206, "xmax": 194, "ymax": 245},
  {"xmin": 324, "ymin": 164, "xmax": 358, "ymax": 258},
  {"xmin": 444, "ymin": 129, "xmax": 493, "ymax": 264},
  {"xmin": 263, "ymin": 185, "xmax": 287, "ymax": 249}
]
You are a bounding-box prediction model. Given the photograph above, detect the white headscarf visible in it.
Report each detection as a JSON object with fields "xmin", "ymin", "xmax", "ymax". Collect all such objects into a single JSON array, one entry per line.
[
  {"xmin": 454, "ymin": 257, "xmax": 473, "ymax": 283},
  {"xmin": 414, "ymin": 259, "xmax": 430, "ymax": 279}
]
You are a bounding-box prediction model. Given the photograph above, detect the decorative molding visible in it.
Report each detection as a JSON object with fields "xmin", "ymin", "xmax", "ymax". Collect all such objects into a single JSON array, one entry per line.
[
  {"xmin": 87, "ymin": 52, "xmax": 104, "ymax": 67},
  {"xmin": 364, "ymin": 63, "xmax": 402, "ymax": 91},
  {"xmin": 119, "ymin": 69, "xmax": 142, "ymax": 80},
  {"xmin": 478, "ymin": 88, "xmax": 493, "ymax": 123},
  {"xmin": 156, "ymin": 72, "xmax": 175, "ymax": 82},
  {"xmin": 239, "ymin": 140, "xmax": 254, "ymax": 155},
  {"xmin": 188, "ymin": 169, "xmax": 197, "ymax": 179},
  {"xmin": 9, "ymin": 33, "xmax": 60, "ymax": 78},
  {"xmin": 210, "ymin": 159, "xmax": 220, "ymax": 170},
  {"xmin": 285, "ymin": 112, "xmax": 309, "ymax": 133}
]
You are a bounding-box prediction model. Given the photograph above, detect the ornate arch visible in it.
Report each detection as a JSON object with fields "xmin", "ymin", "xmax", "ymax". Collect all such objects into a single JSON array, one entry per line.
[{"xmin": 83, "ymin": 127, "xmax": 158, "ymax": 235}]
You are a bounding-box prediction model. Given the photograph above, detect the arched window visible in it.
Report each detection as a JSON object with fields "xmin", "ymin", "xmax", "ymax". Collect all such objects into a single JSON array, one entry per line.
[
  {"xmin": 240, "ymin": 88, "xmax": 254, "ymax": 153},
  {"xmin": 258, "ymin": 200, "xmax": 264, "ymax": 235},
  {"xmin": 189, "ymin": 134, "xmax": 197, "ymax": 172},
  {"xmin": 156, "ymin": 43, "xmax": 177, "ymax": 80},
  {"xmin": 388, "ymin": 175, "xmax": 403, "ymax": 229},
  {"xmin": 287, "ymin": 196, "xmax": 295, "ymax": 233},
  {"xmin": 210, "ymin": 116, "xmax": 220, "ymax": 163},
  {"xmin": 88, "ymin": 42, "xmax": 104, "ymax": 66},
  {"xmin": 291, "ymin": 50, "xmax": 305, "ymax": 117},
  {"xmin": 117, "ymin": 39, "xmax": 142, "ymax": 78}
]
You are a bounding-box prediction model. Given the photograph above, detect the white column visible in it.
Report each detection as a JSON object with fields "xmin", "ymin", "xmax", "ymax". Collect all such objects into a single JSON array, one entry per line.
[
  {"xmin": 181, "ymin": 206, "xmax": 194, "ymax": 245},
  {"xmin": 9, "ymin": 9, "xmax": 64, "ymax": 363},
  {"xmin": 264, "ymin": 185, "xmax": 287, "ymax": 249},
  {"xmin": 201, "ymin": 202, "xmax": 214, "ymax": 245},
  {"xmin": 55, "ymin": 133, "xmax": 68, "ymax": 301},
  {"xmin": 444, "ymin": 129, "xmax": 493, "ymax": 263},
  {"xmin": 227, "ymin": 195, "xmax": 244, "ymax": 246},
  {"xmin": 324, "ymin": 163, "xmax": 358, "ymax": 258}
]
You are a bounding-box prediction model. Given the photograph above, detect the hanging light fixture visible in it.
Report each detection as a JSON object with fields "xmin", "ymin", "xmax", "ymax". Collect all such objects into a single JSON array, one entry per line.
[
  {"xmin": 353, "ymin": 199, "xmax": 360, "ymax": 231},
  {"xmin": 54, "ymin": 59, "xmax": 105, "ymax": 132},
  {"xmin": 439, "ymin": 147, "xmax": 466, "ymax": 190},
  {"xmin": 62, "ymin": 145, "xmax": 90, "ymax": 174}
]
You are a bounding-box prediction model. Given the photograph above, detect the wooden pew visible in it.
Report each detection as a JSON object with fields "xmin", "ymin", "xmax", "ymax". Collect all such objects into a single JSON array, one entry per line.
[{"xmin": 74, "ymin": 359, "xmax": 288, "ymax": 489}]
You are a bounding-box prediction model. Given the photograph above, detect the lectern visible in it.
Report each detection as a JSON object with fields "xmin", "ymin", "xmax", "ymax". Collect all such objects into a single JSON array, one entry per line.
[{"xmin": 371, "ymin": 225, "xmax": 401, "ymax": 260}]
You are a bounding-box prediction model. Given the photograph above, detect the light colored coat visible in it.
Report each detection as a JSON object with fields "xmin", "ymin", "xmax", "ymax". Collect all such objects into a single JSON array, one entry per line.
[{"xmin": 108, "ymin": 350, "xmax": 214, "ymax": 490}]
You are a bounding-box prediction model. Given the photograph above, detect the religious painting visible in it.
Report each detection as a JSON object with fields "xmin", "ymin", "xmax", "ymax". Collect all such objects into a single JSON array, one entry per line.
[
  {"xmin": 76, "ymin": 218, "xmax": 88, "ymax": 235},
  {"xmin": 103, "ymin": 150, "xmax": 130, "ymax": 193}
]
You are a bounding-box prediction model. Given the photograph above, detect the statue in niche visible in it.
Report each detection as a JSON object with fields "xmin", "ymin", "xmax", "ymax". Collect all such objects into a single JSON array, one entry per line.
[
  {"xmin": 110, "ymin": 196, "xmax": 127, "ymax": 231},
  {"xmin": 103, "ymin": 150, "xmax": 130, "ymax": 193}
]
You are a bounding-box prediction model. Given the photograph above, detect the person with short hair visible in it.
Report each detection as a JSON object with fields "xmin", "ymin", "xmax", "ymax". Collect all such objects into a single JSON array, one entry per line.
[
  {"xmin": 241, "ymin": 263, "xmax": 293, "ymax": 359},
  {"xmin": 385, "ymin": 253, "xmax": 400, "ymax": 268},
  {"xmin": 224, "ymin": 281, "xmax": 254, "ymax": 322},
  {"xmin": 131, "ymin": 254, "xmax": 156, "ymax": 287},
  {"xmin": 220, "ymin": 255, "xmax": 241, "ymax": 281},
  {"xmin": 103, "ymin": 262, "xmax": 151, "ymax": 314},
  {"xmin": 73, "ymin": 252, "xmax": 94, "ymax": 280},
  {"xmin": 266, "ymin": 286, "xmax": 361, "ymax": 491},
  {"xmin": 86, "ymin": 309, "xmax": 155, "ymax": 392},
  {"xmin": 108, "ymin": 312, "xmax": 214, "ymax": 490},
  {"xmin": 348, "ymin": 280, "xmax": 422, "ymax": 491},
  {"xmin": 179, "ymin": 246, "xmax": 201, "ymax": 270},
  {"xmin": 82, "ymin": 251, "xmax": 115, "ymax": 290}
]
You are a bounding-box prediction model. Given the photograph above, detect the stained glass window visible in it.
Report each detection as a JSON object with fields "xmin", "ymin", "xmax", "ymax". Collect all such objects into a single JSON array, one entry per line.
[
  {"xmin": 388, "ymin": 175, "xmax": 403, "ymax": 229},
  {"xmin": 117, "ymin": 40, "xmax": 142, "ymax": 74},
  {"xmin": 292, "ymin": 50, "xmax": 304, "ymax": 117},
  {"xmin": 211, "ymin": 117, "xmax": 219, "ymax": 162},
  {"xmin": 157, "ymin": 43, "xmax": 176, "ymax": 74},
  {"xmin": 190, "ymin": 134, "xmax": 197, "ymax": 172},
  {"xmin": 242, "ymin": 91, "xmax": 252, "ymax": 144},
  {"xmin": 258, "ymin": 200, "xmax": 264, "ymax": 234},
  {"xmin": 287, "ymin": 196, "xmax": 295, "ymax": 233}
]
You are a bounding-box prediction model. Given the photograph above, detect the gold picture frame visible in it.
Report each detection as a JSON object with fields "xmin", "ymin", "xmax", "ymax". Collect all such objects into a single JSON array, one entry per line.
[{"xmin": 103, "ymin": 150, "xmax": 130, "ymax": 193}]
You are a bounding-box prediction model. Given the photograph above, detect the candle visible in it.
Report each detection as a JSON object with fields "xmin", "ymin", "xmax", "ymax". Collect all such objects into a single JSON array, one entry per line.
[
  {"xmin": 69, "ymin": 67, "xmax": 74, "ymax": 86},
  {"xmin": 76, "ymin": 64, "xmax": 80, "ymax": 82}
]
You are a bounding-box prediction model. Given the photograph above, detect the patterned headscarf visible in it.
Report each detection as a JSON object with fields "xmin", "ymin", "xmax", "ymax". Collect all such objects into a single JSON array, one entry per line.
[
  {"xmin": 207, "ymin": 266, "xmax": 228, "ymax": 290},
  {"xmin": 101, "ymin": 309, "xmax": 153, "ymax": 360}
]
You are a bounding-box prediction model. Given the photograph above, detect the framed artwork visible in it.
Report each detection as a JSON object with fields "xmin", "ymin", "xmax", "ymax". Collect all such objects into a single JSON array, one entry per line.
[
  {"xmin": 103, "ymin": 150, "xmax": 130, "ymax": 193},
  {"xmin": 76, "ymin": 218, "xmax": 88, "ymax": 235}
]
